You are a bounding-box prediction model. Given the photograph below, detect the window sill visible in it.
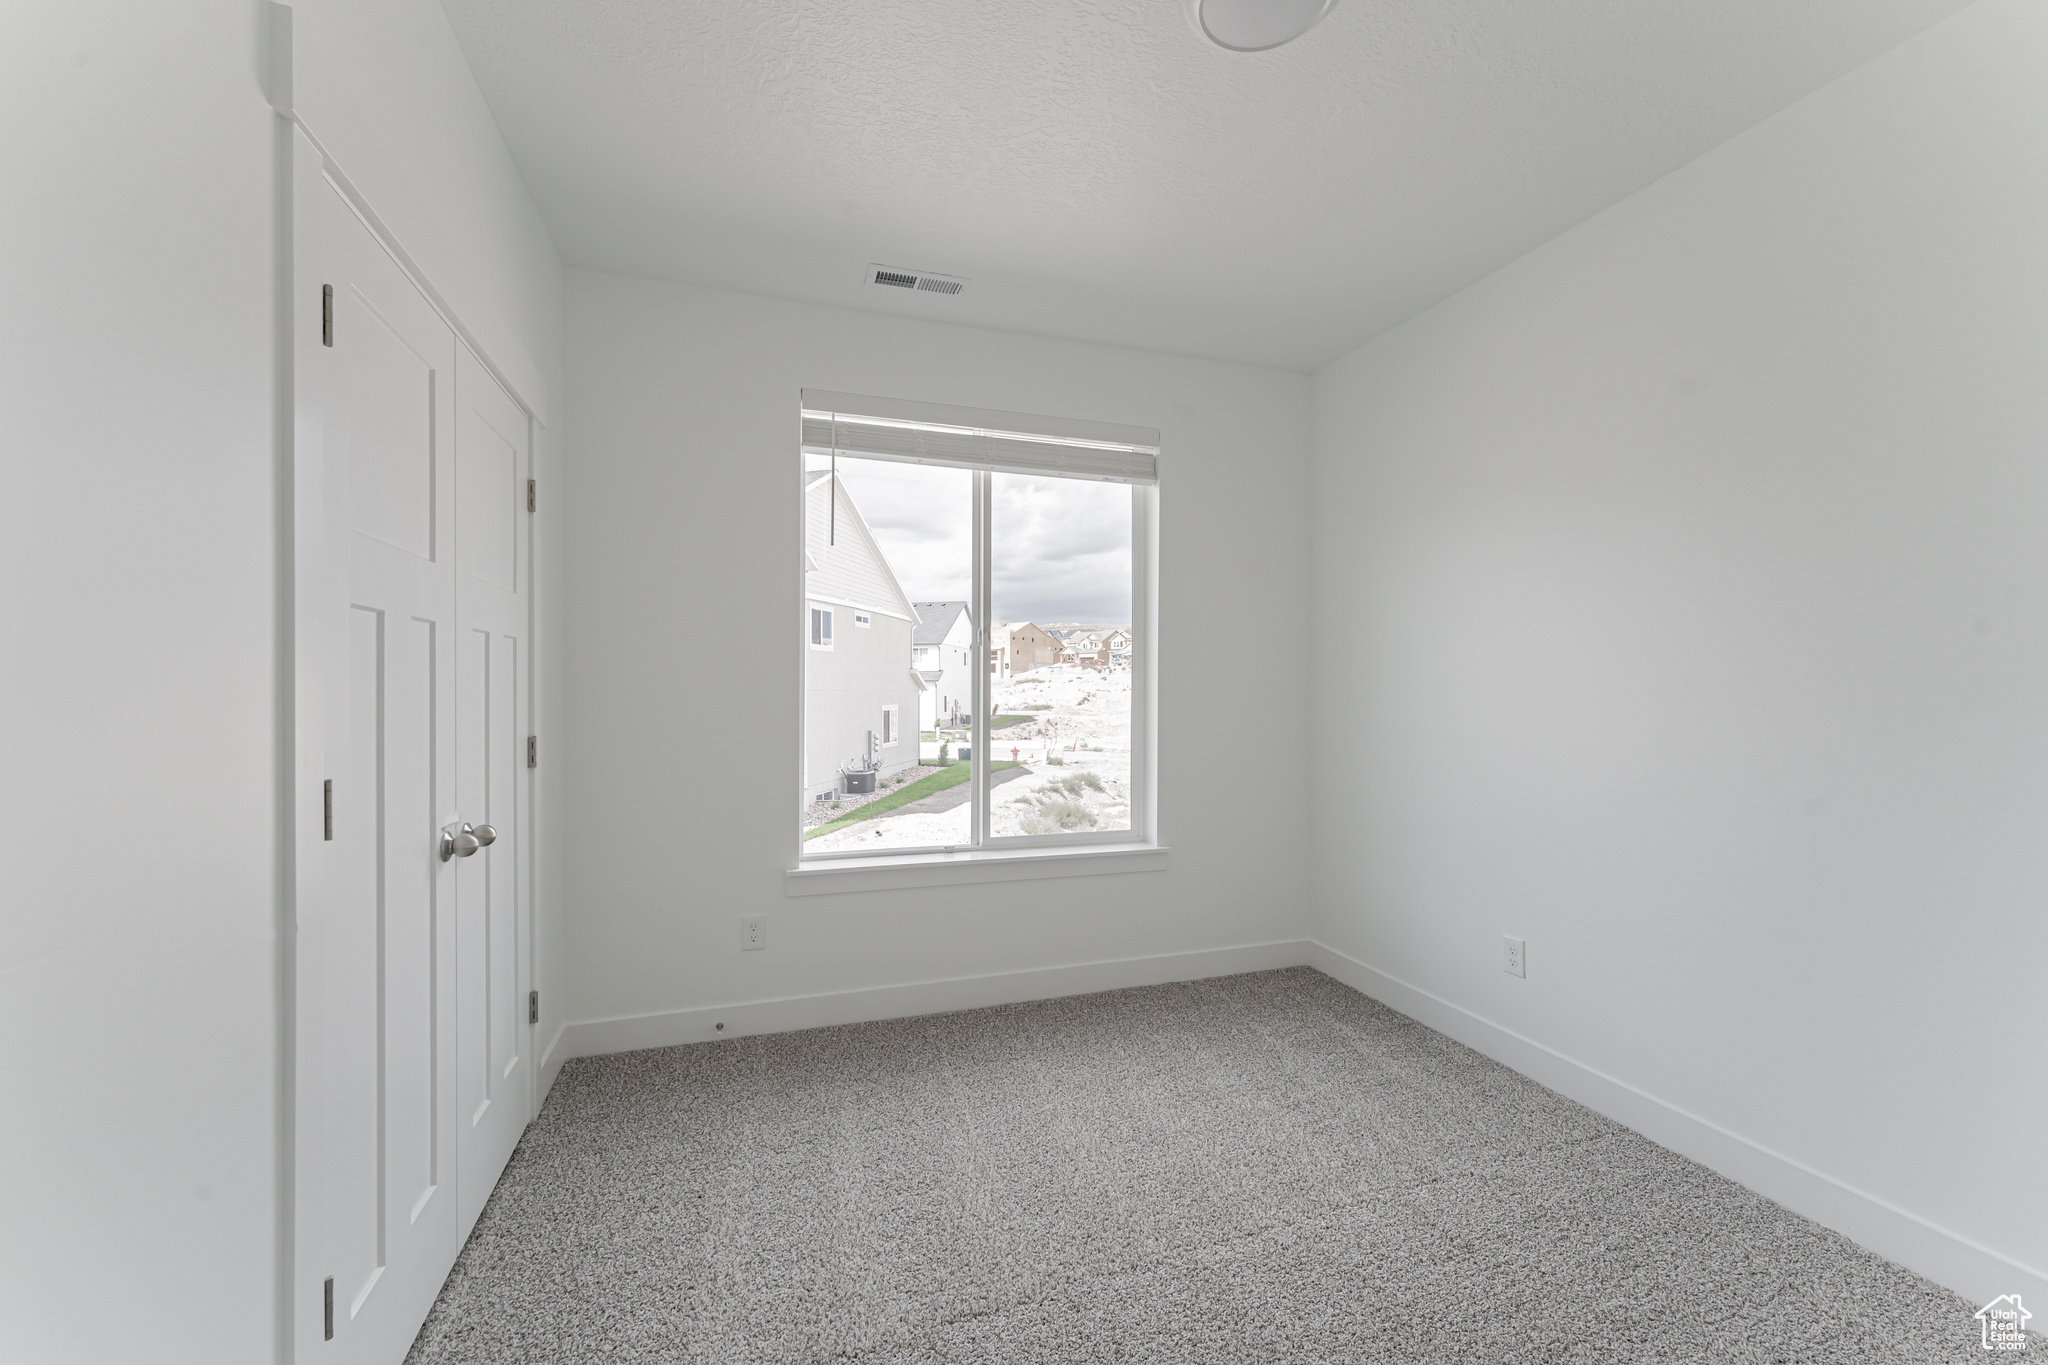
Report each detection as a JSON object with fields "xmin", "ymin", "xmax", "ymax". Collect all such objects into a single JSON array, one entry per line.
[{"xmin": 785, "ymin": 842, "xmax": 1168, "ymax": 897}]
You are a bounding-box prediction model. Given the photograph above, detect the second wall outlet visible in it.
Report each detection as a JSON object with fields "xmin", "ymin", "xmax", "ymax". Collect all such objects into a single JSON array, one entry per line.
[
  {"xmin": 742, "ymin": 914, "xmax": 766, "ymax": 951},
  {"xmin": 1503, "ymin": 936, "xmax": 1526, "ymax": 977}
]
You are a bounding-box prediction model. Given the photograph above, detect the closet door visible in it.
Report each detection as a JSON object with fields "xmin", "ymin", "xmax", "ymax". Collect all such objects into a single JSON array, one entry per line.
[
  {"xmin": 294, "ymin": 143, "xmax": 462, "ymax": 1365},
  {"xmin": 452, "ymin": 345, "xmax": 532, "ymax": 1231}
]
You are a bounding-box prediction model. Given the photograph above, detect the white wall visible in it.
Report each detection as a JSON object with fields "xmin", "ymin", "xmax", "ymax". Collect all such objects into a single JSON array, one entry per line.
[
  {"xmin": 0, "ymin": 3, "xmax": 560, "ymax": 1361},
  {"xmin": 1309, "ymin": 0, "xmax": 2046, "ymax": 1309},
  {"xmin": 558, "ymin": 271, "xmax": 1311, "ymax": 1052},
  {"xmin": 293, "ymin": 0, "xmax": 563, "ymax": 405}
]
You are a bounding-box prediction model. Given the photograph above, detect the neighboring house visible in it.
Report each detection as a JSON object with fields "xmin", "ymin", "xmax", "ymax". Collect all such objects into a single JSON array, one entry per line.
[
  {"xmin": 1058, "ymin": 627, "xmax": 1131, "ymax": 666},
  {"xmin": 1064, "ymin": 629, "xmax": 1111, "ymax": 667},
  {"xmin": 804, "ymin": 471, "xmax": 924, "ymax": 802},
  {"xmin": 912, "ymin": 600, "xmax": 974, "ymax": 731},
  {"xmin": 990, "ymin": 620, "xmax": 1060, "ymax": 677}
]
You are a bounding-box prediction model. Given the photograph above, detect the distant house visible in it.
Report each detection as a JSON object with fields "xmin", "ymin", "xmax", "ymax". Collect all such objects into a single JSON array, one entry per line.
[
  {"xmin": 912, "ymin": 600, "xmax": 974, "ymax": 731},
  {"xmin": 1062, "ymin": 630, "xmax": 1111, "ymax": 667},
  {"xmin": 1055, "ymin": 627, "xmax": 1131, "ymax": 666},
  {"xmin": 804, "ymin": 472, "xmax": 924, "ymax": 802},
  {"xmin": 990, "ymin": 621, "xmax": 1060, "ymax": 677}
]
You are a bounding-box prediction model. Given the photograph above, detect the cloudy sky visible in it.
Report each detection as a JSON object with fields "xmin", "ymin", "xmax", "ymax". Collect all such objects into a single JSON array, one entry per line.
[{"xmin": 813, "ymin": 455, "xmax": 1132, "ymax": 624}]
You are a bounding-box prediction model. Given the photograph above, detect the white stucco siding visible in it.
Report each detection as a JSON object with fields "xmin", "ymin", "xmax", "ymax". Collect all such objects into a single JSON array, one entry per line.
[
  {"xmin": 805, "ymin": 604, "xmax": 922, "ymax": 798},
  {"xmin": 929, "ymin": 617, "xmax": 974, "ymax": 726}
]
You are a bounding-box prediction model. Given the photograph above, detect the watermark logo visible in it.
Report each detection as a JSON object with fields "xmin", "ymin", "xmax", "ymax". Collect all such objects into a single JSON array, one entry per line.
[{"xmin": 1976, "ymin": 1295, "xmax": 2032, "ymax": 1352}]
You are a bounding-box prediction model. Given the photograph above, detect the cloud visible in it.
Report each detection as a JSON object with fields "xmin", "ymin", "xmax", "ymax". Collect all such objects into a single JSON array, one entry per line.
[
  {"xmin": 820, "ymin": 457, "xmax": 1132, "ymax": 625},
  {"xmin": 992, "ymin": 472, "xmax": 1132, "ymax": 624},
  {"xmin": 821, "ymin": 457, "xmax": 972, "ymax": 602}
]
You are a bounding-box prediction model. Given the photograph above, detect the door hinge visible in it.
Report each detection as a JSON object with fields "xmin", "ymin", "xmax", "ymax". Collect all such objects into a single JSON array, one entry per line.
[
  {"xmin": 527, "ymin": 478, "xmax": 536, "ymax": 514},
  {"xmin": 322, "ymin": 779, "xmax": 333, "ymax": 841},
  {"xmin": 527, "ymin": 735, "xmax": 537, "ymax": 769},
  {"xmin": 321, "ymin": 284, "xmax": 333, "ymax": 347},
  {"xmin": 323, "ymin": 1276, "xmax": 334, "ymax": 1340},
  {"xmin": 529, "ymin": 989, "xmax": 539, "ymax": 1025}
]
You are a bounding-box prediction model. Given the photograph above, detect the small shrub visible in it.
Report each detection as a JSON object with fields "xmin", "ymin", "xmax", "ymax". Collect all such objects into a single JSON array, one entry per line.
[
  {"xmin": 1046, "ymin": 754, "xmax": 1065, "ymax": 766},
  {"xmin": 1036, "ymin": 773, "xmax": 1102, "ymax": 798},
  {"xmin": 1022, "ymin": 799, "xmax": 1095, "ymax": 834}
]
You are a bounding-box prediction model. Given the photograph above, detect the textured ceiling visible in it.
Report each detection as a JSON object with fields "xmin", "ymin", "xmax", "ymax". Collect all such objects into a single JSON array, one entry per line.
[{"xmin": 440, "ymin": 0, "xmax": 1974, "ymax": 371}]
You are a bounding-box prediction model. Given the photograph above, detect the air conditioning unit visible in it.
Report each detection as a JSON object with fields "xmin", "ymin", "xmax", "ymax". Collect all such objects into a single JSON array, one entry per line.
[{"xmin": 865, "ymin": 264, "xmax": 968, "ymax": 296}]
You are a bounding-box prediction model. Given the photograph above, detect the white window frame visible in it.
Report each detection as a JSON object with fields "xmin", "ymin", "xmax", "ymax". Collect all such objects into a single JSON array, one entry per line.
[
  {"xmin": 880, "ymin": 705, "xmax": 899, "ymax": 747},
  {"xmin": 792, "ymin": 393, "xmax": 1163, "ymax": 891},
  {"xmin": 809, "ymin": 606, "xmax": 833, "ymax": 650},
  {"xmin": 854, "ymin": 612, "xmax": 871, "ymax": 628}
]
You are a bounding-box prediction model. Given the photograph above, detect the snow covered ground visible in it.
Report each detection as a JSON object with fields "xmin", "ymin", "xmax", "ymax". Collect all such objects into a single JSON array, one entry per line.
[{"xmin": 806, "ymin": 663, "xmax": 1132, "ymax": 852}]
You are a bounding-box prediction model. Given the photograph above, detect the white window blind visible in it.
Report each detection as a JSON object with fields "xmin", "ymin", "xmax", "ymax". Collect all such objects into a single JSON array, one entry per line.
[{"xmin": 800, "ymin": 389, "xmax": 1159, "ymax": 485}]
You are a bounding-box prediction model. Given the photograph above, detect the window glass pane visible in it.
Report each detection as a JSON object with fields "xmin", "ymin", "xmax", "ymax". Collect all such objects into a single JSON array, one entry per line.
[
  {"xmin": 802, "ymin": 454, "xmax": 975, "ymax": 852},
  {"xmin": 987, "ymin": 472, "xmax": 1134, "ymax": 838}
]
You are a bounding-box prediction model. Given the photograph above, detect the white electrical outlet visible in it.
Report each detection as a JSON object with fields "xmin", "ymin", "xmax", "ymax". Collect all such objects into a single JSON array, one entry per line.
[
  {"xmin": 1503, "ymin": 936, "xmax": 1526, "ymax": 978},
  {"xmin": 742, "ymin": 914, "xmax": 766, "ymax": 951}
]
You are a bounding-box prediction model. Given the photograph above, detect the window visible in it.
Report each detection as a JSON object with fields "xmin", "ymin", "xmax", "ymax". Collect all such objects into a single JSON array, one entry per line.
[{"xmin": 798, "ymin": 390, "xmax": 1156, "ymax": 863}]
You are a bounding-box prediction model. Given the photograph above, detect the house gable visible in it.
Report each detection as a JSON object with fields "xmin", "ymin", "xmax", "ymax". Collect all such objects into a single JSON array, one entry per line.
[
  {"xmin": 912, "ymin": 600, "xmax": 972, "ymax": 647},
  {"xmin": 805, "ymin": 471, "xmax": 917, "ymax": 622}
]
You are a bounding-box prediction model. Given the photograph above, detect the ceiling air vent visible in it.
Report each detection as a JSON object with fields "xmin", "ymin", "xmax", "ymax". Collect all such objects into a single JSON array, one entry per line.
[{"xmin": 866, "ymin": 264, "xmax": 968, "ymax": 297}]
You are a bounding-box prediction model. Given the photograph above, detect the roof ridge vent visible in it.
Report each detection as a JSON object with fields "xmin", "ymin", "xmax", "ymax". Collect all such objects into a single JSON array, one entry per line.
[{"xmin": 866, "ymin": 264, "xmax": 968, "ymax": 297}]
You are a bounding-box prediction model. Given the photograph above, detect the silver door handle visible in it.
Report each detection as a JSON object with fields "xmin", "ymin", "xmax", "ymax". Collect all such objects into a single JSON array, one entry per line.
[
  {"xmin": 470, "ymin": 822, "xmax": 497, "ymax": 847},
  {"xmin": 440, "ymin": 823, "xmax": 481, "ymax": 861}
]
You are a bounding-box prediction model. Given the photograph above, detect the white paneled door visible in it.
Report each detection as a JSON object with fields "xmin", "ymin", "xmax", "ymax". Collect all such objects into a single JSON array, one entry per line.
[
  {"xmin": 293, "ymin": 132, "xmax": 534, "ymax": 1365},
  {"xmin": 453, "ymin": 346, "xmax": 532, "ymax": 1231}
]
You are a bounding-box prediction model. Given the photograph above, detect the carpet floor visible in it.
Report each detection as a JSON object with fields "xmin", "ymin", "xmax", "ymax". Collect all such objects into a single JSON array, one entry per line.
[{"xmin": 407, "ymin": 968, "xmax": 2015, "ymax": 1363}]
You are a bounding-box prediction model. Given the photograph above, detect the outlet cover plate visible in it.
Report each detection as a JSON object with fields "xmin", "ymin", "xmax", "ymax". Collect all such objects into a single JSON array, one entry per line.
[
  {"xmin": 1503, "ymin": 935, "xmax": 1526, "ymax": 978},
  {"xmin": 742, "ymin": 914, "xmax": 766, "ymax": 951}
]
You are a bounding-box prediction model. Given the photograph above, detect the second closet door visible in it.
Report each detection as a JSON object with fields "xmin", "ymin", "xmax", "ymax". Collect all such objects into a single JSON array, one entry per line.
[{"xmin": 453, "ymin": 345, "xmax": 532, "ymax": 1231}]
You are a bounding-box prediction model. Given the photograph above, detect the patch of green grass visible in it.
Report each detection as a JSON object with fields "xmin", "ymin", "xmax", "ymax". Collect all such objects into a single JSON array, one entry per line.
[
  {"xmin": 1016, "ymin": 703, "xmax": 1054, "ymax": 711},
  {"xmin": 804, "ymin": 761, "xmax": 1023, "ymax": 841},
  {"xmin": 990, "ymin": 714, "xmax": 1032, "ymax": 730}
]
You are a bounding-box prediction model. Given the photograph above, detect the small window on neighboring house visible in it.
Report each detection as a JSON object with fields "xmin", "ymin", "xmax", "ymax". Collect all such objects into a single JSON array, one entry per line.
[
  {"xmin": 854, "ymin": 613, "xmax": 871, "ymax": 627},
  {"xmin": 881, "ymin": 706, "xmax": 898, "ymax": 746},
  {"xmin": 810, "ymin": 607, "xmax": 833, "ymax": 648}
]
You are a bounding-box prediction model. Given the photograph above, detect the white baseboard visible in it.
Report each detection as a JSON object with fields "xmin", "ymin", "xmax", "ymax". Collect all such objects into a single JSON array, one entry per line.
[
  {"xmin": 537, "ymin": 1022, "xmax": 570, "ymax": 1107},
  {"xmin": 551, "ymin": 938, "xmax": 1312, "ymax": 1067},
  {"xmin": 1307, "ymin": 939, "xmax": 2045, "ymax": 1312}
]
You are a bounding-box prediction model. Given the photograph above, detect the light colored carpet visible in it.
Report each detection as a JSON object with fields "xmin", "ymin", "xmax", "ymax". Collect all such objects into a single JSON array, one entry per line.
[{"xmin": 407, "ymin": 968, "xmax": 2011, "ymax": 1363}]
